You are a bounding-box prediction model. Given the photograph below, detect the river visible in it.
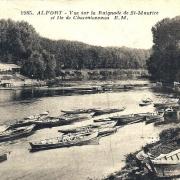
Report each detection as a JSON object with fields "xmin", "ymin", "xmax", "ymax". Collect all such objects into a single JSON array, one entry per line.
[{"xmin": 0, "ymin": 81, "xmax": 175, "ymax": 180}]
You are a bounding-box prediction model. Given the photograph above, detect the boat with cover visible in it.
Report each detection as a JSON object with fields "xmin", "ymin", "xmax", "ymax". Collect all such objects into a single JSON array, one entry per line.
[
  {"xmin": 152, "ymin": 149, "xmax": 180, "ymax": 178},
  {"xmin": 29, "ymin": 131, "xmax": 98, "ymax": 151},
  {"xmin": 0, "ymin": 125, "xmax": 35, "ymax": 142},
  {"xmin": 92, "ymin": 107, "xmax": 126, "ymax": 116}
]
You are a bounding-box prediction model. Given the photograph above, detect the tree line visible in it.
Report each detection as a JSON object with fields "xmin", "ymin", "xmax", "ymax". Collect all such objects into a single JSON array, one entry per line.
[
  {"xmin": 0, "ymin": 19, "xmax": 150, "ymax": 79},
  {"xmin": 147, "ymin": 16, "xmax": 180, "ymax": 82}
]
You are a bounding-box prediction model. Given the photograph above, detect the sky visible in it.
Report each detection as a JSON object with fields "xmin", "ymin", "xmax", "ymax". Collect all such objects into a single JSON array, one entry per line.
[{"xmin": 0, "ymin": 0, "xmax": 180, "ymax": 49}]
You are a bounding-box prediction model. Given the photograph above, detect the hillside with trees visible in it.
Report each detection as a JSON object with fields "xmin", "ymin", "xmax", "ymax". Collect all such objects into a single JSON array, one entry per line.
[
  {"xmin": 0, "ymin": 19, "xmax": 150, "ymax": 80},
  {"xmin": 147, "ymin": 16, "xmax": 180, "ymax": 82}
]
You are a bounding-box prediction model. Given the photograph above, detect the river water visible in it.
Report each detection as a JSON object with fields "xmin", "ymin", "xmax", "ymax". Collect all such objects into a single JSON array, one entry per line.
[{"xmin": 0, "ymin": 82, "xmax": 174, "ymax": 180}]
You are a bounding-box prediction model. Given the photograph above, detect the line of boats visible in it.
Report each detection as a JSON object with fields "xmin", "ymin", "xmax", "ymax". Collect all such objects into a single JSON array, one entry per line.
[
  {"xmin": 0, "ymin": 111, "xmax": 165, "ymax": 152},
  {"xmin": 0, "ymin": 96, "xmax": 179, "ymax": 156}
]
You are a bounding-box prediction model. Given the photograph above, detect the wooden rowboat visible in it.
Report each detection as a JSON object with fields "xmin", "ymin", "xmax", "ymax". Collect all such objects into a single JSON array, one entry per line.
[
  {"xmin": 0, "ymin": 125, "xmax": 35, "ymax": 142},
  {"xmin": 110, "ymin": 114, "xmax": 145, "ymax": 125},
  {"xmin": 58, "ymin": 121, "xmax": 117, "ymax": 134},
  {"xmin": 29, "ymin": 131, "xmax": 98, "ymax": 152},
  {"xmin": 61, "ymin": 108, "xmax": 93, "ymax": 114},
  {"xmin": 92, "ymin": 107, "xmax": 126, "ymax": 116},
  {"xmin": 152, "ymin": 149, "xmax": 180, "ymax": 178}
]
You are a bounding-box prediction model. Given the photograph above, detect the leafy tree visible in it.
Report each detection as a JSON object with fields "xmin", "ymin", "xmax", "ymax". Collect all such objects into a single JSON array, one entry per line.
[{"xmin": 147, "ymin": 16, "xmax": 180, "ymax": 82}]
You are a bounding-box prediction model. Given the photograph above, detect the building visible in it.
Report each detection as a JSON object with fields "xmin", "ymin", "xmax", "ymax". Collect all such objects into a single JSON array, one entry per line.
[{"xmin": 0, "ymin": 63, "xmax": 21, "ymax": 74}]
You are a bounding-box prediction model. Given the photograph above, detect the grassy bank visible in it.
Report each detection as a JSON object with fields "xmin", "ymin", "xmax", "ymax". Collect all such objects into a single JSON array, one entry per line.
[{"xmin": 105, "ymin": 126, "xmax": 180, "ymax": 180}]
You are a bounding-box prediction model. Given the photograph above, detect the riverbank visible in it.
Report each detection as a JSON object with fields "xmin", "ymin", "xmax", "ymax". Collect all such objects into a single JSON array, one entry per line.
[
  {"xmin": 105, "ymin": 124, "xmax": 180, "ymax": 180},
  {"xmin": 0, "ymin": 69, "xmax": 149, "ymax": 89},
  {"xmin": 0, "ymin": 79, "xmax": 151, "ymax": 93}
]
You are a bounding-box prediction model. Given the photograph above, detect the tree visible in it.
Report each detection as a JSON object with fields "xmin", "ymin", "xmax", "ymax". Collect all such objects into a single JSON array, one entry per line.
[{"xmin": 147, "ymin": 16, "xmax": 180, "ymax": 82}]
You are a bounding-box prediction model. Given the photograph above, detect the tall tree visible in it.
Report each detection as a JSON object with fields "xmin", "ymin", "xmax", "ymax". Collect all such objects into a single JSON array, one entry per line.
[{"xmin": 147, "ymin": 16, "xmax": 180, "ymax": 82}]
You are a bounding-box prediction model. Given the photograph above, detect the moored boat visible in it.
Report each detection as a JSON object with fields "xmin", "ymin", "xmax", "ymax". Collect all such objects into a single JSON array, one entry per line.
[
  {"xmin": 0, "ymin": 125, "xmax": 35, "ymax": 142},
  {"xmin": 154, "ymin": 99, "xmax": 179, "ymax": 109},
  {"xmin": 61, "ymin": 108, "xmax": 93, "ymax": 114},
  {"xmin": 139, "ymin": 98, "xmax": 153, "ymax": 106},
  {"xmin": 6, "ymin": 112, "xmax": 49, "ymax": 130},
  {"xmin": 59, "ymin": 112, "xmax": 93, "ymax": 122},
  {"xmin": 34, "ymin": 117, "xmax": 63, "ymax": 128},
  {"xmin": 92, "ymin": 107, "xmax": 126, "ymax": 116},
  {"xmin": 152, "ymin": 149, "xmax": 180, "ymax": 178},
  {"xmin": 145, "ymin": 114, "xmax": 164, "ymax": 124},
  {"xmin": 91, "ymin": 121, "xmax": 117, "ymax": 128},
  {"xmin": 93, "ymin": 118, "xmax": 112, "ymax": 122},
  {"xmin": 139, "ymin": 102, "xmax": 152, "ymax": 106},
  {"xmin": 29, "ymin": 131, "xmax": 98, "ymax": 152},
  {"xmin": 58, "ymin": 126, "xmax": 92, "ymax": 134},
  {"xmin": 58, "ymin": 121, "xmax": 117, "ymax": 134},
  {"xmin": 110, "ymin": 114, "xmax": 145, "ymax": 125},
  {"xmin": 34, "ymin": 113, "xmax": 94, "ymax": 129}
]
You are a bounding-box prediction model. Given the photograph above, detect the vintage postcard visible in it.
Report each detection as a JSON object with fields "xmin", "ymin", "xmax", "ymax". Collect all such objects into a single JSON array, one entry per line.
[{"xmin": 0, "ymin": 0, "xmax": 180, "ymax": 179}]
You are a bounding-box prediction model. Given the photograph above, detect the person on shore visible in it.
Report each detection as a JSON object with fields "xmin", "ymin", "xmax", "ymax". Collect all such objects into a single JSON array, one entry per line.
[{"xmin": 135, "ymin": 146, "xmax": 156, "ymax": 174}]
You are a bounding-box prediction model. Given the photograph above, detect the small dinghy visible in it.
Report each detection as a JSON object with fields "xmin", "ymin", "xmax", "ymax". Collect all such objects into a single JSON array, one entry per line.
[{"xmin": 139, "ymin": 98, "xmax": 153, "ymax": 106}]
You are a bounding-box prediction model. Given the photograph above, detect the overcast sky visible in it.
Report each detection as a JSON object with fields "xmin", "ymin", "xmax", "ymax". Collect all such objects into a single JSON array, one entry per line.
[{"xmin": 0, "ymin": 0, "xmax": 180, "ymax": 49}]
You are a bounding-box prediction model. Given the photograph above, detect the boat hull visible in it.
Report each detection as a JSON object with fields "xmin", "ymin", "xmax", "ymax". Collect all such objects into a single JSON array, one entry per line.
[
  {"xmin": 110, "ymin": 115, "xmax": 145, "ymax": 125},
  {"xmin": 98, "ymin": 127, "xmax": 117, "ymax": 137},
  {"xmin": 139, "ymin": 102, "xmax": 151, "ymax": 106},
  {"xmin": 145, "ymin": 115, "xmax": 164, "ymax": 124},
  {"xmin": 154, "ymin": 164, "xmax": 180, "ymax": 178},
  {"xmin": 35, "ymin": 113, "xmax": 93, "ymax": 129},
  {"xmin": 29, "ymin": 132, "xmax": 98, "ymax": 152},
  {"xmin": 92, "ymin": 108, "xmax": 125, "ymax": 116},
  {"xmin": 0, "ymin": 125, "xmax": 35, "ymax": 142}
]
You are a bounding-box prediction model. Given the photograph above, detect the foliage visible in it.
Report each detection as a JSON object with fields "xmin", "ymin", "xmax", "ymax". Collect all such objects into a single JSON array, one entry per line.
[
  {"xmin": 0, "ymin": 19, "xmax": 150, "ymax": 79},
  {"xmin": 147, "ymin": 16, "xmax": 180, "ymax": 82}
]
